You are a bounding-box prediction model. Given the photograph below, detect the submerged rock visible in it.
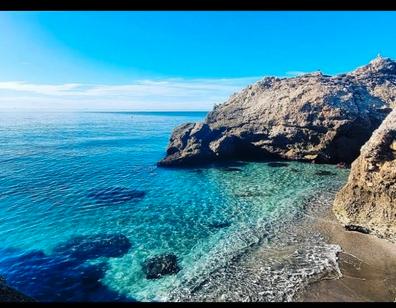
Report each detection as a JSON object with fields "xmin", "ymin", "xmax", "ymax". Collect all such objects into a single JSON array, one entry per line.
[
  {"xmin": 267, "ymin": 162, "xmax": 289, "ymax": 168},
  {"xmin": 87, "ymin": 187, "xmax": 145, "ymax": 205},
  {"xmin": 234, "ymin": 191, "xmax": 268, "ymax": 198},
  {"xmin": 142, "ymin": 254, "xmax": 181, "ymax": 279},
  {"xmin": 208, "ymin": 221, "xmax": 231, "ymax": 229},
  {"xmin": 158, "ymin": 56, "xmax": 396, "ymax": 167},
  {"xmin": 0, "ymin": 247, "xmax": 133, "ymax": 301},
  {"xmin": 52, "ymin": 234, "xmax": 132, "ymax": 261},
  {"xmin": 333, "ymin": 109, "xmax": 396, "ymax": 241}
]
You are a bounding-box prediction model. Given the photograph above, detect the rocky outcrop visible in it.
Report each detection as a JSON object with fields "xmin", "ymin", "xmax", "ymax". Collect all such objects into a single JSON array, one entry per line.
[
  {"xmin": 158, "ymin": 56, "xmax": 396, "ymax": 167},
  {"xmin": 333, "ymin": 109, "xmax": 396, "ymax": 241},
  {"xmin": 0, "ymin": 276, "xmax": 35, "ymax": 302}
]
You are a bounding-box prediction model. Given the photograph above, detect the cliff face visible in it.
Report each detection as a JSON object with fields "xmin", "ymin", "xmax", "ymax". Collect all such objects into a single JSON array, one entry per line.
[
  {"xmin": 333, "ymin": 109, "xmax": 396, "ymax": 241},
  {"xmin": 158, "ymin": 56, "xmax": 396, "ymax": 167}
]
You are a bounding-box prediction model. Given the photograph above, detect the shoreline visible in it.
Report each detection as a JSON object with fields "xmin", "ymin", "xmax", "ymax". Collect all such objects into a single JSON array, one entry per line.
[
  {"xmin": 164, "ymin": 184, "xmax": 349, "ymax": 302},
  {"xmin": 298, "ymin": 208, "xmax": 396, "ymax": 302}
]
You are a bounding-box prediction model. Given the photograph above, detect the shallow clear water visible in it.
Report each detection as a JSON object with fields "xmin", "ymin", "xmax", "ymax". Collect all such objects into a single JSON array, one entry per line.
[{"xmin": 0, "ymin": 112, "xmax": 349, "ymax": 301}]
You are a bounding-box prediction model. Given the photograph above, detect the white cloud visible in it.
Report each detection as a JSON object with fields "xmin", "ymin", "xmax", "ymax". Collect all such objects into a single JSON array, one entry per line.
[
  {"xmin": 0, "ymin": 77, "xmax": 259, "ymax": 111},
  {"xmin": 285, "ymin": 71, "xmax": 308, "ymax": 77},
  {"xmin": 0, "ymin": 81, "xmax": 81, "ymax": 95}
]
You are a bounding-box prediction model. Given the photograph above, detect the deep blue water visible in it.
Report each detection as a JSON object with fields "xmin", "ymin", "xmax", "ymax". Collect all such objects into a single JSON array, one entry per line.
[{"xmin": 0, "ymin": 112, "xmax": 349, "ymax": 301}]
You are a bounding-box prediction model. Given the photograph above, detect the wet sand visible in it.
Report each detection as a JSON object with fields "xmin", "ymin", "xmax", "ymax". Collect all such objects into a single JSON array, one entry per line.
[{"xmin": 299, "ymin": 209, "xmax": 396, "ymax": 302}]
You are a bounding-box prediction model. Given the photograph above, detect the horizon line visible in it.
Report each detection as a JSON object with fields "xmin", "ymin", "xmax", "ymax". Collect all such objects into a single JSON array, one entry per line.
[{"xmin": 0, "ymin": 109, "xmax": 210, "ymax": 113}]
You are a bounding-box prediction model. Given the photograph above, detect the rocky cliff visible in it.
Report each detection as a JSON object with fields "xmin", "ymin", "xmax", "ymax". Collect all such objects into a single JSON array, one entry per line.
[
  {"xmin": 158, "ymin": 56, "xmax": 396, "ymax": 167},
  {"xmin": 333, "ymin": 109, "xmax": 396, "ymax": 241}
]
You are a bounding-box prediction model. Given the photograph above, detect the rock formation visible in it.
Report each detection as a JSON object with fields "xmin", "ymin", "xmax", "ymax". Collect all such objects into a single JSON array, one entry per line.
[
  {"xmin": 333, "ymin": 109, "xmax": 396, "ymax": 241},
  {"xmin": 158, "ymin": 56, "xmax": 396, "ymax": 167},
  {"xmin": 0, "ymin": 276, "xmax": 35, "ymax": 302}
]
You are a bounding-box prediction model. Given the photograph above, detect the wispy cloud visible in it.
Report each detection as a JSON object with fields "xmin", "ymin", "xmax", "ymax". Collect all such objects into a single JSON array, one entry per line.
[
  {"xmin": 285, "ymin": 71, "xmax": 308, "ymax": 77},
  {"xmin": 0, "ymin": 82, "xmax": 82, "ymax": 96},
  {"xmin": 0, "ymin": 77, "xmax": 259, "ymax": 111}
]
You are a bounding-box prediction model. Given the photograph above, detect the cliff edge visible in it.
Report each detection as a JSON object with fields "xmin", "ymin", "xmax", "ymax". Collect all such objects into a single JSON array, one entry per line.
[{"xmin": 333, "ymin": 109, "xmax": 396, "ymax": 241}]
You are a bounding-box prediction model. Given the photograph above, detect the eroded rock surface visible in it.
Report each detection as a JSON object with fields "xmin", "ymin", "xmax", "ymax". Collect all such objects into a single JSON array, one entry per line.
[
  {"xmin": 333, "ymin": 109, "xmax": 396, "ymax": 241},
  {"xmin": 158, "ymin": 56, "xmax": 396, "ymax": 167}
]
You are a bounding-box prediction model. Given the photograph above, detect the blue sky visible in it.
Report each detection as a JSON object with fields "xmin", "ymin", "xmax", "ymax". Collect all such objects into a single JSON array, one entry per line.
[{"xmin": 1, "ymin": 11, "xmax": 396, "ymax": 111}]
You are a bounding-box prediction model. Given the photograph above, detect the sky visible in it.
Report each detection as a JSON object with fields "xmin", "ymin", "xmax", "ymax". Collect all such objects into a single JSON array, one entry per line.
[{"xmin": 1, "ymin": 11, "xmax": 396, "ymax": 111}]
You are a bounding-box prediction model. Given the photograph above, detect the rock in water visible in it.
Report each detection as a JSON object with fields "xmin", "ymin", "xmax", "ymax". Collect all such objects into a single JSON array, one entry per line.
[
  {"xmin": 142, "ymin": 254, "xmax": 181, "ymax": 279},
  {"xmin": 333, "ymin": 109, "xmax": 396, "ymax": 242},
  {"xmin": 87, "ymin": 187, "xmax": 146, "ymax": 205},
  {"xmin": 208, "ymin": 221, "xmax": 231, "ymax": 229},
  {"xmin": 52, "ymin": 234, "xmax": 132, "ymax": 261},
  {"xmin": 158, "ymin": 56, "xmax": 396, "ymax": 167},
  {"xmin": 267, "ymin": 162, "xmax": 289, "ymax": 168},
  {"xmin": 0, "ymin": 247, "xmax": 133, "ymax": 301},
  {"xmin": 0, "ymin": 276, "xmax": 35, "ymax": 302}
]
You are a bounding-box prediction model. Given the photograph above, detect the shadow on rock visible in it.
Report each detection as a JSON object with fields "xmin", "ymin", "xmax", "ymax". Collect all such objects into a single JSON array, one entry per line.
[{"xmin": 345, "ymin": 224, "xmax": 371, "ymax": 234}]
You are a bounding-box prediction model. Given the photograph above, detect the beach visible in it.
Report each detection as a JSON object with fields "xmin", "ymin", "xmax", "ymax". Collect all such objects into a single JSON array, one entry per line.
[{"xmin": 300, "ymin": 208, "xmax": 396, "ymax": 302}]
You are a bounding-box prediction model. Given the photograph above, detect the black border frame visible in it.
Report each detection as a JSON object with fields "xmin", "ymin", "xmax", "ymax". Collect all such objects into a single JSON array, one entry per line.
[
  {"xmin": 1, "ymin": 2, "xmax": 396, "ymax": 307},
  {"xmin": 1, "ymin": 0, "xmax": 396, "ymax": 11}
]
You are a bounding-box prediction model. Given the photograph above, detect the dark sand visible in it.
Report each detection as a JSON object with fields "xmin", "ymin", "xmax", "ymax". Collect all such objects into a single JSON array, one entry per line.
[{"xmin": 299, "ymin": 210, "xmax": 396, "ymax": 302}]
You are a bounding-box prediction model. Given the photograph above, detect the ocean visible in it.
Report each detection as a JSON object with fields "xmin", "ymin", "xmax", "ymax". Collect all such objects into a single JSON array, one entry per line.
[{"xmin": 0, "ymin": 111, "xmax": 349, "ymax": 301}]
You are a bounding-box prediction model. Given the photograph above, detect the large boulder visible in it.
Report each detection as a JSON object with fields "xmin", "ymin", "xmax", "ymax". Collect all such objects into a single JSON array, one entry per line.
[
  {"xmin": 158, "ymin": 56, "xmax": 396, "ymax": 167},
  {"xmin": 333, "ymin": 109, "xmax": 396, "ymax": 241}
]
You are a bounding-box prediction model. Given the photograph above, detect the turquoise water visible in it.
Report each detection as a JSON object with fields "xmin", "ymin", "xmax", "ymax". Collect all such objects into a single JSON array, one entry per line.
[{"xmin": 0, "ymin": 112, "xmax": 349, "ymax": 301}]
